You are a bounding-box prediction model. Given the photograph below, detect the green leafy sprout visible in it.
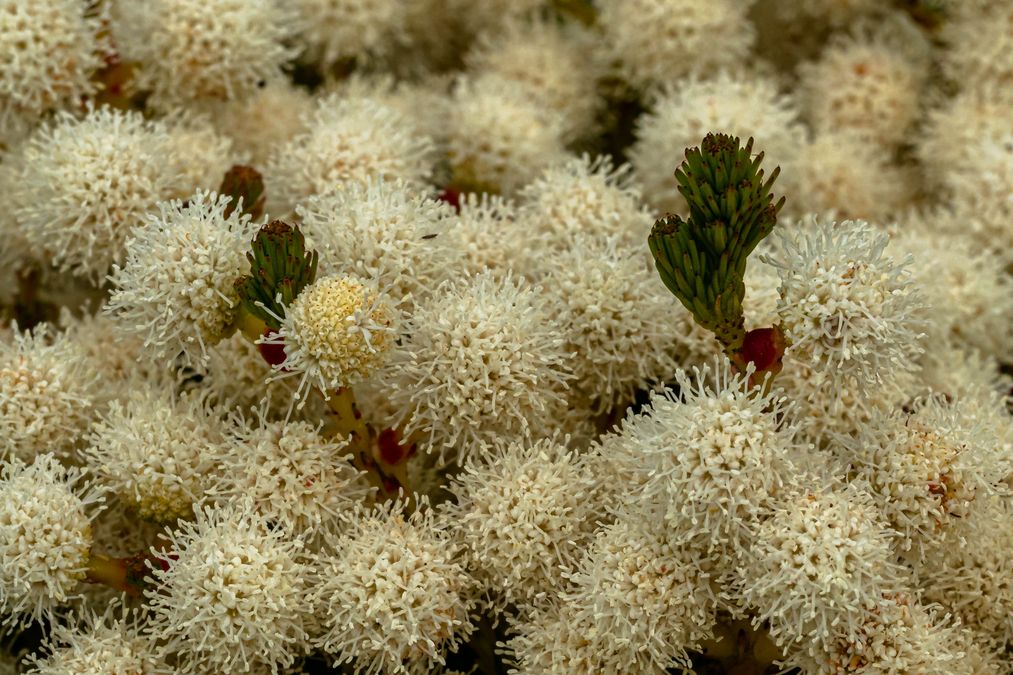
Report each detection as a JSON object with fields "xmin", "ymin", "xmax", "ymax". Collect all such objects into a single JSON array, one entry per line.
[
  {"xmin": 235, "ymin": 220, "xmax": 318, "ymax": 331},
  {"xmin": 648, "ymin": 132, "xmax": 787, "ymax": 376}
]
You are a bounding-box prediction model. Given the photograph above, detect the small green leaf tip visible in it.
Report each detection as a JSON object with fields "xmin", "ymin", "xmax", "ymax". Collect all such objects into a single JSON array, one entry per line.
[
  {"xmin": 648, "ymin": 133, "xmax": 784, "ymax": 356},
  {"xmin": 235, "ymin": 220, "xmax": 318, "ymax": 330}
]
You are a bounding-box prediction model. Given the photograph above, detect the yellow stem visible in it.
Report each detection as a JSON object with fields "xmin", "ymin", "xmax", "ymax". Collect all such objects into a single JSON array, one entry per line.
[
  {"xmin": 234, "ymin": 304, "xmax": 269, "ymax": 344},
  {"xmin": 84, "ymin": 552, "xmax": 160, "ymax": 597},
  {"xmin": 325, "ymin": 387, "xmax": 413, "ymax": 501}
]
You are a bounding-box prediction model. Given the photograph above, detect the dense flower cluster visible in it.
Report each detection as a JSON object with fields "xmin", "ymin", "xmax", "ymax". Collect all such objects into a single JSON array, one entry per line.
[{"xmin": 0, "ymin": 1, "xmax": 1010, "ymax": 673}]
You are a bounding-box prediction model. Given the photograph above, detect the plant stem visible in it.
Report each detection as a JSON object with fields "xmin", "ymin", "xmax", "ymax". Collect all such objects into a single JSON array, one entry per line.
[
  {"xmin": 325, "ymin": 387, "xmax": 413, "ymax": 500},
  {"xmin": 84, "ymin": 551, "xmax": 167, "ymax": 597}
]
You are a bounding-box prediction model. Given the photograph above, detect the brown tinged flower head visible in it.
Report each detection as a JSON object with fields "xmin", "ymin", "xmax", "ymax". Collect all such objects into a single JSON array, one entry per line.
[
  {"xmin": 733, "ymin": 483, "xmax": 908, "ymax": 661},
  {"xmin": 838, "ymin": 394, "xmax": 1008, "ymax": 561},
  {"xmin": 218, "ymin": 164, "xmax": 266, "ymax": 221},
  {"xmin": 647, "ymin": 133, "xmax": 787, "ymax": 379}
]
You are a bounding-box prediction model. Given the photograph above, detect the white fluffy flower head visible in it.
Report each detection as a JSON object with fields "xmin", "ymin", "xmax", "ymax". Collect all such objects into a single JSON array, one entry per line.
[
  {"xmin": 112, "ymin": 0, "xmax": 298, "ymax": 105},
  {"xmin": 12, "ymin": 106, "xmax": 186, "ymax": 281},
  {"xmin": 616, "ymin": 361, "xmax": 805, "ymax": 559},
  {"xmin": 504, "ymin": 600, "xmax": 652, "ymax": 675},
  {"xmin": 448, "ymin": 74, "xmax": 566, "ymax": 196},
  {"xmin": 630, "ymin": 71, "xmax": 805, "ymax": 215},
  {"xmin": 162, "ymin": 112, "xmax": 235, "ymax": 194},
  {"xmin": 790, "ymin": 132, "xmax": 915, "ymax": 221},
  {"xmin": 389, "ymin": 272, "xmax": 573, "ymax": 463},
  {"xmin": 211, "ymin": 78, "xmax": 314, "ymax": 166},
  {"xmin": 213, "ymin": 412, "xmax": 372, "ymax": 543},
  {"xmin": 453, "ymin": 192, "xmax": 519, "ymax": 277},
  {"xmin": 917, "ymin": 85, "xmax": 1013, "ymax": 210},
  {"xmin": 889, "ymin": 228, "xmax": 1012, "ymax": 360},
  {"xmin": 599, "ymin": 0, "xmax": 755, "ymax": 91},
  {"xmin": 266, "ymin": 93, "xmax": 434, "ymax": 214},
  {"xmin": 765, "ymin": 218, "xmax": 925, "ymax": 396},
  {"xmin": 541, "ymin": 234, "xmax": 680, "ymax": 410},
  {"xmin": 263, "ymin": 273, "xmax": 397, "ymax": 404},
  {"xmin": 290, "ymin": 0, "xmax": 408, "ymax": 67},
  {"xmin": 58, "ymin": 309, "xmax": 160, "ymax": 408},
  {"xmin": 736, "ymin": 484, "xmax": 906, "ymax": 658},
  {"xmin": 465, "ymin": 17, "xmax": 602, "ymax": 142},
  {"xmin": 24, "ymin": 603, "xmax": 169, "ymax": 674},
  {"xmin": 143, "ymin": 502, "xmax": 312, "ymax": 674},
  {"xmin": 844, "ymin": 395, "xmax": 1007, "ymax": 558},
  {"xmin": 517, "ymin": 154, "xmax": 654, "ymax": 256},
  {"xmin": 918, "ymin": 496, "xmax": 1013, "ymax": 646},
  {"xmin": 798, "ymin": 19, "xmax": 928, "ymax": 145},
  {"xmin": 0, "ymin": 0, "xmax": 104, "ymax": 127},
  {"xmin": 561, "ymin": 514, "xmax": 718, "ymax": 671},
  {"xmin": 0, "ymin": 454, "xmax": 104, "ymax": 628},
  {"xmin": 297, "ymin": 179, "xmax": 457, "ymax": 313},
  {"xmin": 313, "ymin": 499, "xmax": 477, "ymax": 674},
  {"xmin": 107, "ymin": 190, "xmax": 258, "ymax": 367},
  {"xmin": 787, "ymin": 595, "xmax": 965, "ymax": 675},
  {"xmin": 940, "ymin": 1, "xmax": 1013, "ymax": 87},
  {"xmin": 1, "ymin": 323, "xmax": 97, "ymax": 462},
  {"xmin": 84, "ymin": 387, "xmax": 224, "ymax": 523},
  {"xmin": 444, "ymin": 437, "xmax": 600, "ymax": 608}
]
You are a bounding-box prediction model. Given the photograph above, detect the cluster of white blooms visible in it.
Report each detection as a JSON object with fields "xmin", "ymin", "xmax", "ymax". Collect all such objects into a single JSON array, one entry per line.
[
  {"xmin": 312, "ymin": 499, "xmax": 477, "ymax": 674},
  {"xmin": 0, "ymin": 454, "xmax": 104, "ymax": 629},
  {"xmin": 631, "ymin": 70, "xmax": 806, "ymax": 216},
  {"xmin": 0, "ymin": 0, "xmax": 106, "ymax": 144},
  {"xmin": 111, "ymin": 0, "xmax": 298, "ymax": 107},
  {"xmin": 23, "ymin": 603, "xmax": 168, "ymax": 674},
  {"xmin": 107, "ymin": 190, "xmax": 259, "ymax": 367},
  {"xmin": 0, "ymin": 1, "xmax": 1010, "ymax": 673},
  {"xmin": 143, "ymin": 502, "xmax": 313, "ymax": 673}
]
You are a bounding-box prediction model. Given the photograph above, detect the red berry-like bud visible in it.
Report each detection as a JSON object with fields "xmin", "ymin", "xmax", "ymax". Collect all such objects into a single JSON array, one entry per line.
[
  {"xmin": 438, "ymin": 186, "xmax": 462, "ymax": 213},
  {"xmin": 377, "ymin": 428, "xmax": 407, "ymax": 465},
  {"xmin": 740, "ymin": 327, "xmax": 785, "ymax": 373},
  {"xmin": 257, "ymin": 330, "xmax": 288, "ymax": 367}
]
